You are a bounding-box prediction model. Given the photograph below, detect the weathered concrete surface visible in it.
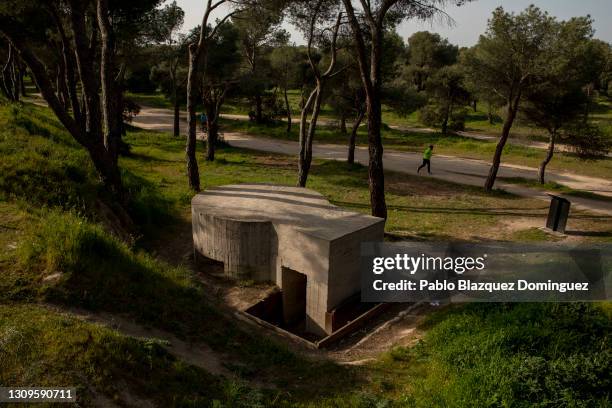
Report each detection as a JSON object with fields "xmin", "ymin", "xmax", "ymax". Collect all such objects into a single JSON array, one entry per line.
[{"xmin": 192, "ymin": 184, "xmax": 385, "ymax": 335}]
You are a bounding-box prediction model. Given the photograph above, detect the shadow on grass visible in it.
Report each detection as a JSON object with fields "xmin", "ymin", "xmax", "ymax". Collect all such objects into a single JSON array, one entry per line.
[
  {"xmin": 332, "ymin": 199, "xmax": 553, "ymax": 218},
  {"xmin": 5, "ymin": 104, "xmax": 79, "ymax": 149},
  {"xmin": 127, "ymin": 151, "xmax": 182, "ymax": 164}
]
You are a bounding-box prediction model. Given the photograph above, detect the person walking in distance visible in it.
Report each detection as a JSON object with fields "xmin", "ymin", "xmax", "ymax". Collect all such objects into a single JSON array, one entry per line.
[
  {"xmin": 418, "ymin": 144, "xmax": 434, "ymax": 174},
  {"xmin": 200, "ymin": 112, "xmax": 208, "ymax": 133}
]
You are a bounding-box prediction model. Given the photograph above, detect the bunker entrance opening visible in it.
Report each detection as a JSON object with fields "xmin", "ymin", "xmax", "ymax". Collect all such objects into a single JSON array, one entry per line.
[{"xmin": 282, "ymin": 267, "xmax": 307, "ymax": 330}]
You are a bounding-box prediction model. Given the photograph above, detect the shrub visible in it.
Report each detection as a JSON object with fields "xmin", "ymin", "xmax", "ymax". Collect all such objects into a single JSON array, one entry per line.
[
  {"xmin": 419, "ymin": 104, "xmax": 467, "ymax": 132},
  {"xmin": 418, "ymin": 104, "xmax": 444, "ymax": 128},
  {"xmin": 449, "ymin": 108, "xmax": 467, "ymax": 131}
]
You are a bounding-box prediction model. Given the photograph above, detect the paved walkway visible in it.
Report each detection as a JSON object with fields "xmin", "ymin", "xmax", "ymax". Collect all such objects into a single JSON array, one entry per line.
[{"xmin": 132, "ymin": 107, "xmax": 612, "ymax": 216}]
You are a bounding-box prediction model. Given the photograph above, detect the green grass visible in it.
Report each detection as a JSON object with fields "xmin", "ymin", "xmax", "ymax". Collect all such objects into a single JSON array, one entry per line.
[
  {"xmin": 0, "ymin": 102, "xmax": 357, "ymax": 405},
  {"xmin": 511, "ymin": 227, "xmax": 565, "ymax": 242},
  {"xmin": 222, "ymin": 89, "xmax": 337, "ymax": 120},
  {"xmin": 1, "ymin": 100, "xmax": 611, "ymax": 406},
  {"xmin": 373, "ymin": 303, "xmax": 611, "ymax": 407},
  {"xmin": 0, "ymin": 304, "xmax": 230, "ymax": 407},
  {"xmin": 126, "ymin": 92, "xmax": 174, "ymax": 109}
]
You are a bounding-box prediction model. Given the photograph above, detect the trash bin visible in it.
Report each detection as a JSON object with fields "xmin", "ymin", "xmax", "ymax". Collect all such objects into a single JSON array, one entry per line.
[{"xmin": 546, "ymin": 194, "xmax": 571, "ymax": 233}]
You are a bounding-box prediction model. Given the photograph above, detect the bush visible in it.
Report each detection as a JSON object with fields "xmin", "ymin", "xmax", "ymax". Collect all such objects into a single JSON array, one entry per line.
[
  {"xmin": 419, "ymin": 104, "xmax": 467, "ymax": 132},
  {"xmin": 418, "ymin": 104, "xmax": 444, "ymax": 128},
  {"xmin": 564, "ymin": 122, "xmax": 612, "ymax": 159},
  {"xmin": 449, "ymin": 108, "xmax": 467, "ymax": 131}
]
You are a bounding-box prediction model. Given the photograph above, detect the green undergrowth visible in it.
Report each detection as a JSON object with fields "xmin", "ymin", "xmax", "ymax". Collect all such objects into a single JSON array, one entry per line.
[{"xmin": 374, "ymin": 303, "xmax": 611, "ymax": 407}]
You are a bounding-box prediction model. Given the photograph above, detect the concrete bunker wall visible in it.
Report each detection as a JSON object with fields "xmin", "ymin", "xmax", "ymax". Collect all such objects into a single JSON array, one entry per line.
[
  {"xmin": 191, "ymin": 184, "xmax": 385, "ymax": 336},
  {"xmin": 192, "ymin": 212, "xmax": 274, "ymax": 281}
]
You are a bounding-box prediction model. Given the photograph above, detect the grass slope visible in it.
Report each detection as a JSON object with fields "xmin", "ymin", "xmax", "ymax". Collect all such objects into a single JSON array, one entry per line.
[{"xmin": 1, "ymin": 101, "xmax": 610, "ymax": 407}]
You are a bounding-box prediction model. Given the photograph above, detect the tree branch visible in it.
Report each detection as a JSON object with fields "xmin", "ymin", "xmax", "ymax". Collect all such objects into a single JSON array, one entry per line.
[
  {"xmin": 1, "ymin": 29, "xmax": 84, "ymax": 145},
  {"xmin": 322, "ymin": 12, "xmax": 343, "ymax": 78}
]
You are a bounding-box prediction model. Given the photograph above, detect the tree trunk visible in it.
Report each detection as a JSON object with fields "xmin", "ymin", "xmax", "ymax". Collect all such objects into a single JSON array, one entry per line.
[
  {"xmin": 2, "ymin": 44, "xmax": 16, "ymax": 101},
  {"xmin": 173, "ymin": 94, "xmax": 180, "ymax": 137},
  {"xmin": 18, "ymin": 63, "xmax": 25, "ymax": 96},
  {"xmin": 10, "ymin": 55, "xmax": 19, "ymax": 102},
  {"xmin": 472, "ymin": 100, "xmax": 477, "ymax": 112},
  {"xmin": 583, "ymin": 84, "xmax": 593, "ymax": 123},
  {"xmin": 57, "ymin": 61, "xmax": 69, "ymax": 109},
  {"xmin": 89, "ymin": 140, "xmax": 124, "ymax": 199},
  {"xmin": 340, "ymin": 112, "xmax": 347, "ymax": 134},
  {"xmin": 97, "ymin": 0, "xmax": 122, "ymax": 178},
  {"xmin": 70, "ymin": 4, "xmax": 102, "ymax": 138},
  {"xmin": 341, "ymin": 0, "xmax": 388, "ymax": 219},
  {"xmin": 255, "ymin": 92, "xmax": 263, "ymax": 123},
  {"xmin": 441, "ymin": 105, "xmax": 449, "ymax": 134},
  {"xmin": 185, "ymin": 44, "xmax": 201, "ymax": 191},
  {"xmin": 52, "ymin": 6, "xmax": 82, "ymax": 125},
  {"xmin": 365, "ymin": 88, "xmax": 387, "ymax": 219},
  {"xmin": 297, "ymin": 87, "xmax": 318, "ymax": 187},
  {"xmin": 363, "ymin": 23, "xmax": 388, "ymax": 219},
  {"xmin": 487, "ymin": 103, "xmax": 494, "ymax": 124},
  {"xmin": 442, "ymin": 99, "xmax": 453, "ymax": 135},
  {"xmin": 538, "ymin": 130, "xmax": 556, "ymax": 184},
  {"xmin": 205, "ymin": 103, "xmax": 218, "ymax": 161},
  {"xmin": 284, "ymin": 86, "xmax": 291, "ymax": 133},
  {"xmin": 204, "ymin": 84, "xmax": 229, "ymax": 162},
  {"xmin": 296, "ymin": 8, "xmax": 341, "ymax": 187},
  {"xmin": 348, "ymin": 108, "xmax": 364, "ymax": 164},
  {"xmin": 484, "ymin": 94, "xmax": 520, "ymax": 191}
]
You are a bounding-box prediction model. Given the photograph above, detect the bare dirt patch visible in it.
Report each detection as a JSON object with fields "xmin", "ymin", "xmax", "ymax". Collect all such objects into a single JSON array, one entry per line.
[
  {"xmin": 386, "ymin": 173, "xmax": 466, "ymax": 197},
  {"xmin": 194, "ymin": 258, "xmax": 278, "ymax": 312},
  {"xmin": 501, "ymin": 217, "xmax": 541, "ymax": 233},
  {"xmin": 254, "ymin": 155, "xmax": 295, "ymax": 169},
  {"xmin": 326, "ymin": 303, "xmax": 432, "ymax": 364}
]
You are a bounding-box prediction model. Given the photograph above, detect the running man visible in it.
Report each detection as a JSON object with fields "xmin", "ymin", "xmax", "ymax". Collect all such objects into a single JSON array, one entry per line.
[{"xmin": 417, "ymin": 144, "xmax": 434, "ymax": 174}]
